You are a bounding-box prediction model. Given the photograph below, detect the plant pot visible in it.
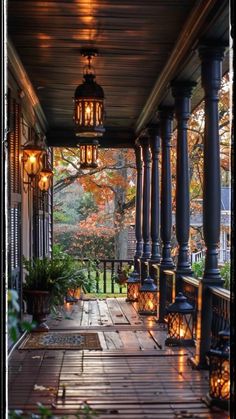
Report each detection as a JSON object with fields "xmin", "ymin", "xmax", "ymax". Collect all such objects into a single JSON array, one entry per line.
[
  {"xmin": 23, "ymin": 290, "xmax": 51, "ymax": 332},
  {"xmin": 67, "ymin": 287, "xmax": 81, "ymax": 300}
]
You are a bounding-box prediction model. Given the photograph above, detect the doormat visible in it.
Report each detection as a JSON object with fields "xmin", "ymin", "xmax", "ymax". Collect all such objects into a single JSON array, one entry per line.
[{"xmin": 19, "ymin": 332, "xmax": 102, "ymax": 350}]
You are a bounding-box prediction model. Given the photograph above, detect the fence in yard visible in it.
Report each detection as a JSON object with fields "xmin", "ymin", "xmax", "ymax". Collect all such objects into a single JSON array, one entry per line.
[{"xmin": 76, "ymin": 258, "xmax": 133, "ymax": 294}]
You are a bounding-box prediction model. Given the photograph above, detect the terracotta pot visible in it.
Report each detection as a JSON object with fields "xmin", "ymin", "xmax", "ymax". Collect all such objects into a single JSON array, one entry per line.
[
  {"xmin": 67, "ymin": 287, "xmax": 81, "ymax": 299},
  {"xmin": 23, "ymin": 290, "xmax": 51, "ymax": 332}
]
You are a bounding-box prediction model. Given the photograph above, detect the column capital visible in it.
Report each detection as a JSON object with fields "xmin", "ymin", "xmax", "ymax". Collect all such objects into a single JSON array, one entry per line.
[
  {"xmin": 158, "ymin": 106, "xmax": 174, "ymax": 121},
  {"xmin": 134, "ymin": 145, "xmax": 142, "ymax": 168},
  {"xmin": 148, "ymin": 124, "xmax": 161, "ymax": 155},
  {"xmin": 198, "ymin": 41, "xmax": 226, "ymax": 62},
  {"xmin": 171, "ymin": 80, "xmax": 197, "ymax": 99},
  {"xmin": 139, "ymin": 134, "xmax": 150, "ymax": 149}
]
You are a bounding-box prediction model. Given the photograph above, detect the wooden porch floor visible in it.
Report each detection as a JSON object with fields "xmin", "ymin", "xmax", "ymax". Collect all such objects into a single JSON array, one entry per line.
[{"xmin": 8, "ymin": 298, "xmax": 229, "ymax": 418}]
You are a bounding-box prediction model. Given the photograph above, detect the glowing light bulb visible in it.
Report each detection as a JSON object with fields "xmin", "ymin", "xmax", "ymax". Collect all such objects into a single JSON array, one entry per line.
[{"xmin": 29, "ymin": 155, "xmax": 36, "ymax": 163}]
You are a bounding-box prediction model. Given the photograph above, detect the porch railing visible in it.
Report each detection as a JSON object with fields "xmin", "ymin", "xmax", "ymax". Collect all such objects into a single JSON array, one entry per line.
[
  {"xmin": 208, "ymin": 285, "xmax": 230, "ymax": 347},
  {"xmin": 76, "ymin": 258, "xmax": 133, "ymax": 294}
]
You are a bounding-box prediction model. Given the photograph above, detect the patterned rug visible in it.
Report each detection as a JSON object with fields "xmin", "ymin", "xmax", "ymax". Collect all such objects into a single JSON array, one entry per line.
[{"xmin": 19, "ymin": 332, "xmax": 102, "ymax": 350}]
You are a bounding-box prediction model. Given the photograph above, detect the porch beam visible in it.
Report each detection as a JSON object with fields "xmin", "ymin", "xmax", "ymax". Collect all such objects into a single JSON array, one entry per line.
[
  {"xmin": 135, "ymin": 0, "xmax": 225, "ymax": 134},
  {"xmin": 46, "ymin": 127, "xmax": 135, "ymax": 149},
  {"xmin": 171, "ymin": 81, "xmax": 196, "ymax": 282}
]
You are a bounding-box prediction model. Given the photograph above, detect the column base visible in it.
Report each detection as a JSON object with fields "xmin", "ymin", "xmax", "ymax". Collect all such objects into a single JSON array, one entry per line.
[{"xmin": 187, "ymin": 356, "xmax": 209, "ymax": 370}]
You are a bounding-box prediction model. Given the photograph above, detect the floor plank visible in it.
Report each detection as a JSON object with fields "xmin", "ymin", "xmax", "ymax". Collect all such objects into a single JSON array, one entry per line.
[{"xmin": 8, "ymin": 298, "xmax": 230, "ymax": 419}]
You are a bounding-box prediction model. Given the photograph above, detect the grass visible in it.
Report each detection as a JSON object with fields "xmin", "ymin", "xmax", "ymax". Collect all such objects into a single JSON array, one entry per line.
[{"xmin": 84, "ymin": 269, "xmax": 127, "ymax": 295}]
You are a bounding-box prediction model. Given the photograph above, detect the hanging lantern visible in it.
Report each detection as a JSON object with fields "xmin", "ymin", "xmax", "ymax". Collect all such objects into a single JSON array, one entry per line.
[
  {"xmin": 79, "ymin": 139, "xmax": 99, "ymax": 169},
  {"xmin": 38, "ymin": 168, "xmax": 53, "ymax": 192},
  {"xmin": 206, "ymin": 329, "xmax": 230, "ymax": 409},
  {"xmin": 165, "ymin": 292, "xmax": 195, "ymax": 347},
  {"xmin": 126, "ymin": 271, "xmax": 140, "ymax": 302},
  {"xmin": 74, "ymin": 48, "xmax": 105, "ymax": 138},
  {"xmin": 22, "ymin": 129, "xmax": 45, "ymax": 178}
]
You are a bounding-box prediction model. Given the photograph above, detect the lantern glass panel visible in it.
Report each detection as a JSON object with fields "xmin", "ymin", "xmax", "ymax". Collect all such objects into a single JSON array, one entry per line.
[
  {"xmin": 168, "ymin": 312, "xmax": 193, "ymax": 340},
  {"xmin": 38, "ymin": 170, "xmax": 53, "ymax": 192},
  {"xmin": 209, "ymin": 355, "xmax": 230, "ymax": 401},
  {"xmin": 23, "ymin": 148, "xmax": 43, "ymax": 177},
  {"xmin": 127, "ymin": 282, "xmax": 139, "ymax": 302},
  {"xmin": 138, "ymin": 291, "xmax": 157, "ymax": 314}
]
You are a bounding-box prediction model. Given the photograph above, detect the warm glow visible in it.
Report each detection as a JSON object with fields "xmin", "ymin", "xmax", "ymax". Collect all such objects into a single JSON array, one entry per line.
[
  {"xmin": 23, "ymin": 148, "xmax": 44, "ymax": 177},
  {"xmin": 38, "ymin": 169, "xmax": 53, "ymax": 192},
  {"xmin": 147, "ymin": 300, "xmax": 154, "ymax": 310}
]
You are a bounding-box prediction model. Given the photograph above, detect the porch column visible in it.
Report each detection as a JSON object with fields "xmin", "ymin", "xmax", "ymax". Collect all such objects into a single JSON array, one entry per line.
[
  {"xmin": 200, "ymin": 44, "xmax": 225, "ymax": 283},
  {"xmin": 140, "ymin": 135, "xmax": 151, "ymax": 281},
  {"xmin": 158, "ymin": 107, "xmax": 175, "ymax": 322},
  {"xmin": 194, "ymin": 43, "xmax": 225, "ymax": 367},
  {"xmin": 159, "ymin": 107, "xmax": 175, "ymax": 270},
  {"xmin": 149, "ymin": 124, "xmax": 161, "ymax": 265},
  {"xmin": 171, "ymin": 81, "xmax": 196, "ymax": 283},
  {"xmin": 134, "ymin": 145, "xmax": 143, "ymax": 272}
]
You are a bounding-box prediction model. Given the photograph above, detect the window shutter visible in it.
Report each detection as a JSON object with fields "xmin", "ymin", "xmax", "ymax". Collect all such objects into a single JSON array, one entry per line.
[{"xmin": 8, "ymin": 95, "xmax": 22, "ymax": 295}]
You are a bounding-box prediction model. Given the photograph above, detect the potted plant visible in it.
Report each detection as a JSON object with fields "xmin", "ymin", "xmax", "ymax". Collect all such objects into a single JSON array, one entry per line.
[
  {"xmin": 23, "ymin": 252, "xmax": 89, "ymax": 331},
  {"xmin": 113, "ymin": 264, "xmax": 134, "ymax": 286}
]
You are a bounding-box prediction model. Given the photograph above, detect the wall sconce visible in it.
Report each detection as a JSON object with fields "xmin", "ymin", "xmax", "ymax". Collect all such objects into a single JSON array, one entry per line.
[
  {"xmin": 206, "ymin": 328, "xmax": 230, "ymax": 410},
  {"xmin": 38, "ymin": 168, "xmax": 53, "ymax": 192},
  {"xmin": 138, "ymin": 262, "xmax": 157, "ymax": 315},
  {"xmin": 165, "ymin": 292, "xmax": 195, "ymax": 347},
  {"xmin": 22, "ymin": 143, "xmax": 44, "ymax": 179}
]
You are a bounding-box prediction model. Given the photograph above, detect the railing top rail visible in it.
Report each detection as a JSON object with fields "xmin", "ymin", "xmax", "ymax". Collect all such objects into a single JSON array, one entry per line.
[
  {"xmin": 208, "ymin": 285, "xmax": 230, "ymax": 300},
  {"xmin": 181, "ymin": 276, "xmax": 200, "ymax": 287},
  {"xmin": 73, "ymin": 258, "xmax": 133, "ymax": 263}
]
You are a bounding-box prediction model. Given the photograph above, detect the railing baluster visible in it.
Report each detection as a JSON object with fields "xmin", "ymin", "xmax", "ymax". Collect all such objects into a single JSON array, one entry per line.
[
  {"xmin": 119, "ymin": 260, "xmax": 123, "ymax": 294},
  {"xmin": 96, "ymin": 261, "xmax": 99, "ymax": 293},
  {"xmin": 103, "ymin": 261, "xmax": 107, "ymax": 293},
  {"xmin": 111, "ymin": 260, "xmax": 114, "ymax": 294}
]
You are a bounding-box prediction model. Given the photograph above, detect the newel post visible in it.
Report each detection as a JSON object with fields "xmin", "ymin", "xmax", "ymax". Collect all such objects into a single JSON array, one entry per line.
[
  {"xmin": 193, "ymin": 43, "xmax": 226, "ymax": 368},
  {"xmin": 139, "ymin": 135, "xmax": 151, "ymax": 282}
]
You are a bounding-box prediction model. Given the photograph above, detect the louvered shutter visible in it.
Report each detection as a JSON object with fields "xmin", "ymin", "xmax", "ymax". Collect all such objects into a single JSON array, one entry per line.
[{"xmin": 8, "ymin": 95, "xmax": 22, "ymax": 298}]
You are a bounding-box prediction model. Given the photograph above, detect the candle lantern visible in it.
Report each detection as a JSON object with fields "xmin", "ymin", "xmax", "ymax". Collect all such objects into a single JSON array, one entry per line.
[
  {"xmin": 79, "ymin": 139, "xmax": 99, "ymax": 169},
  {"xmin": 126, "ymin": 271, "xmax": 140, "ymax": 302},
  {"xmin": 138, "ymin": 276, "xmax": 157, "ymax": 315},
  {"xmin": 165, "ymin": 292, "xmax": 195, "ymax": 346},
  {"xmin": 38, "ymin": 168, "xmax": 53, "ymax": 192},
  {"xmin": 206, "ymin": 329, "xmax": 230, "ymax": 409}
]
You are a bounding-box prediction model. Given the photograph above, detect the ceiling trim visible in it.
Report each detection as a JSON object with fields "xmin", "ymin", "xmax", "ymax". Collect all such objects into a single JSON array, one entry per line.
[
  {"xmin": 46, "ymin": 127, "xmax": 135, "ymax": 149},
  {"xmin": 135, "ymin": 0, "xmax": 225, "ymax": 134}
]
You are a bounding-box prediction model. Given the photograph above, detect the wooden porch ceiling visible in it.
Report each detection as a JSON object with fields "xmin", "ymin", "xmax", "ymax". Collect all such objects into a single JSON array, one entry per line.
[{"xmin": 8, "ymin": 0, "xmax": 229, "ymax": 148}]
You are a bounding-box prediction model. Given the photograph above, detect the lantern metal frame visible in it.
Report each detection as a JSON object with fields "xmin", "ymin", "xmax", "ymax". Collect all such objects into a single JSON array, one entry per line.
[
  {"xmin": 205, "ymin": 329, "xmax": 230, "ymax": 410},
  {"xmin": 138, "ymin": 276, "xmax": 158, "ymax": 315},
  {"xmin": 126, "ymin": 271, "xmax": 140, "ymax": 302},
  {"xmin": 22, "ymin": 129, "xmax": 46, "ymax": 192},
  {"xmin": 74, "ymin": 48, "xmax": 105, "ymax": 139},
  {"xmin": 165, "ymin": 292, "xmax": 195, "ymax": 347},
  {"xmin": 79, "ymin": 138, "xmax": 99, "ymax": 169},
  {"xmin": 38, "ymin": 168, "xmax": 53, "ymax": 192}
]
